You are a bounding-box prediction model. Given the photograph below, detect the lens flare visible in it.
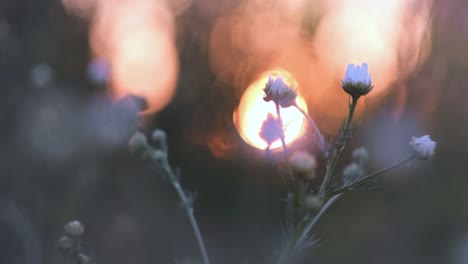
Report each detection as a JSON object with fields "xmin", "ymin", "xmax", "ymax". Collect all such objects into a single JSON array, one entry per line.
[{"xmin": 234, "ymin": 70, "xmax": 307, "ymax": 150}]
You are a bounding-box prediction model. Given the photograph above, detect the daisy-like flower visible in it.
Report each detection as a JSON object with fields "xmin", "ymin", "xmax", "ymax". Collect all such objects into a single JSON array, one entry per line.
[
  {"xmin": 409, "ymin": 135, "xmax": 436, "ymax": 160},
  {"xmin": 342, "ymin": 63, "xmax": 373, "ymax": 98},
  {"xmin": 263, "ymin": 75, "xmax": 297, "ymax": 107}
]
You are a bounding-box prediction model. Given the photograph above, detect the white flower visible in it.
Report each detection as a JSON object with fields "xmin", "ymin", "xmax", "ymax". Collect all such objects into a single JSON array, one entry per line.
[
  {"xmin": 409, "ymin": 135, "xmax": 436, "ymax": 160},
  {"xmin": 344, "ymin": 63, "xmax": 371, "ymax": 85},
  {"xmin": 342, "ymin": 63, "xmax": 373, "ymax": 97},
  {"xmin": 64, "ymin": 220, "xmax": 84, "ymax": 237},
  {"xmin": 263, "ymin": 75, "xmax": 297, "ymax": 107}
]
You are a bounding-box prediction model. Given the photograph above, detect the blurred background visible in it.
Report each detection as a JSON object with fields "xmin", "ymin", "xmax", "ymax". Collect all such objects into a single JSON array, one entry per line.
[{"xmin": 0, "ymin": 0, "xmax": 467, "ymax": 263}]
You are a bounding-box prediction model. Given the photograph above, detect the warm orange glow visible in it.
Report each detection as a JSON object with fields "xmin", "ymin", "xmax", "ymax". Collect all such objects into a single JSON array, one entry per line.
[{"xmin": 234, "ymin": 70, "xmax": 308, "ymax": 150}]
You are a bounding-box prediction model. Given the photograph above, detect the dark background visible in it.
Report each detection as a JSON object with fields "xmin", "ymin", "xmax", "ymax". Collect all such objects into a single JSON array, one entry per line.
[{"xmin": 0, "ymin": 0, "xmax": 467, "ymax": 263}]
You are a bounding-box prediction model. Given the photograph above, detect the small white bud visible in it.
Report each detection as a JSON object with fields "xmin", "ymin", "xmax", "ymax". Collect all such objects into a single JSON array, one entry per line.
[
  {"xmin": 290, "ymin": 151, "xmax": 317, "ymax": 180},
  {"xmin": 409, "ymin": 135, "xmax": 436, "ymax": 160},
  {"xmin": 304, "ymin": 195, "xmax": 323, "ymax": 211},
  {"xmin": 352, "ymin": 147, "xmax": 368, "ymax": 164},
  {"xmin": 64, "ymin": 220, "xmax": 84, "ymax": 237},
  {"xmin": 129, "ymin": 132, "xmax": 149, "ymax": 155},
  {"xmin": 78, "ymin": 253, "xmax": 91, "ymax": 264},
  {"xmin": 57, "ymin": 236, "xmax": 73, "ymax": 251},
  {"xmin": 342, "ymin": 162, "xmax": 361, "ymax": 185}
]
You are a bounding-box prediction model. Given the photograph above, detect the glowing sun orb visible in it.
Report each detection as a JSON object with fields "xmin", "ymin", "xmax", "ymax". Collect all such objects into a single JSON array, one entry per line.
[{"xmin": 234, "ymin": 69, "xmax": 308, "ymax": 150}]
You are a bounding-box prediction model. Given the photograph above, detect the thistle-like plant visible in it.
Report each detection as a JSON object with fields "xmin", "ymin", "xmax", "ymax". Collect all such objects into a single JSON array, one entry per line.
[{"xmin": 272, "ymin": 63, "xmax": 436, "ymax": 264}]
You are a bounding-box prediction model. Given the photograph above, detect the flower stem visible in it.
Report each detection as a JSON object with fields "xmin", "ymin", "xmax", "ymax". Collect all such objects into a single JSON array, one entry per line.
[
  {"xmin": 318, "ymin": 96, "xmax": 359, "ymax": 197},
  {"xmin": 161, "ymin": 161, "xmax": 210, "ymax": 264},
  {"xmin": 293, "ymin": 104, "xmax": 326, "ymax": 152},
  {"xmin": 276, "ymin": 103, "xmax": 289, "ymax": 163},
  {"xmin": 325, "ymin": 155, "xmax": 415, "ymax": 198},
  {"xmin": 276, "ymin": 194, "xmax": 342, "ymax": 264}
]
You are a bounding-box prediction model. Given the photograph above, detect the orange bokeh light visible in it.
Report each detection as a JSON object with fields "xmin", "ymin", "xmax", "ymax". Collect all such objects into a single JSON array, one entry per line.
[{"xmin": 234, "ymin": 69, "xmax": 308, "ymax": 150}]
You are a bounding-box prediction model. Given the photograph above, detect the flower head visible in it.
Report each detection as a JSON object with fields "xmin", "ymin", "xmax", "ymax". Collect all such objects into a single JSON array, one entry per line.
[
  {"xmin": 64, "ymin": 220, "xmax": 84, "ymax": 237},
  {"xmin": 342, "ymin": 63, "xmax": 373, "ymax": 98},
  {"xmin": 409, "ymin": 135, "xmax": 436, "ymax": 160},
  {"xmin": 263, "ymin": 75, "xmax": 297, "ymax": 107},
  {"xmin": 259, "ymin": 113, "xmax": 283, "ymax": 146}
]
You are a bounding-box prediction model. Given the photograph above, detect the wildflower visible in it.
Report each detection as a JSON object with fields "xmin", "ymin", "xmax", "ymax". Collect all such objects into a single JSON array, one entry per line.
[
  {"xmin": 304, "ymin": 195, "xmax": 323, "ymax": 211},
  {"xmin": 263, "ymin": 75, "xmax": 297, "ymax": 107},
  {"xmin": 409, "ymin": 135, "xmax": 436, "ymax": 160},
  {"xmin": 64, "ymin": 220, "xmax": 84, "ymax": 237},
  {"xmin": 290, "ymin": 151, "xmax": 317, "ymax": 180},
  {"xmin": 342, "ymin": 63, "xmax": 373, "ymax": 98},
  {"xmin": 259, "ymin": 113, "xmax": 283, "ymax": 146}
]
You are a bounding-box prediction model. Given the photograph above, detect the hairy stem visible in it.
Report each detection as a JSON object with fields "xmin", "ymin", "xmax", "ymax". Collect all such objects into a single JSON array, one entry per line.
[
  {"xmin": 325, "ymin": 155, "xmax": 415, "ymax": 198},
  {"xmin": 319, "ymin": 96, "xmax": 359, "ymax": 197},
  {"xmin": 276, "ymin": 194, "xmax": 342, "ymax": 264},
  {"xmin": 161, "ymin": 161, "xmax": 210, "ymax": 264}
]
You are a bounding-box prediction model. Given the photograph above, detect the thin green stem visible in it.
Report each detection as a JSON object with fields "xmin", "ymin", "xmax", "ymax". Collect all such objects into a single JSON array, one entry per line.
[
  {"xmin": 276, "ymin": 103, "xmax": 289, "ymax": 163},
  {"xmin": 319, "ymin": 96, "xmax": 359, "ymax": 197},
  {"xmin": 293, "ymin": 104, "xmax": 325, "ymax": 152},
  {"xmin": 162, "ymin": 162, "xmax": 211, "ymax": 264},
  {"xmin": 325, "ymin": 155, "xmax": 415, "ymax": 198}
]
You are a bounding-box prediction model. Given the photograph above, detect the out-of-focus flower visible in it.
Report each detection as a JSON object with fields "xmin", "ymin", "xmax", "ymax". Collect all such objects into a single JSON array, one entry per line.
[
  {"xmin": 352, "ymin": 147, "xmax": 369, "ymax": 164},
  {"xmin": 342, "ymin": 63, "xmax": 373, "ymax": 98},
  {"xmin": 64, "ymin": 220, "xmax": 84, "ymax": 237},
  {"xmin": 290, "ymin": 151, "xmax": 317, "ymax": 180},
  {"xmin": 263, "ymin": 76, "xmax": 297, "ymax": 107},
  {"xmin": 129, "ymin": 132, "xmax": 149, "ymax": 156},
  {"xmin": 30, "ymin": 63, "xmax": 53, "ymax": 88},
  {"xmin": 259, "ymin": 113, "xmax": 283, "ymax": 146},
  {"xmin": 77, "ymin": 253, "xmax": 91, "ymax": 264},
  {"xmin": 342, "ymin": 162, "xmax": 361, "ymax": 185},
  {"xmin": 304, "ymin": 195, "xmax": 323, "ymax": 211},
  {"xmin": 87, "ymin": 59, "xmax": 110, "ymax": 85},
  {"xmin": 409, "ymin": 135, "xmax": 436, "ymax": 160},
  {"xmin": 57, "ymin": 236, "xmax": 73, "ymax": 251}
]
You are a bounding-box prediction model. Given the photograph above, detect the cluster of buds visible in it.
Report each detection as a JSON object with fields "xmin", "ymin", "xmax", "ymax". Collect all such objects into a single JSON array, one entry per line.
[
  {"xmin": 129, "ymin": 129, "xmax": 169, "ymax": 165},
  {"xmin": 57, "ymin": 220, "xmax": 91, "ymax": 264}
]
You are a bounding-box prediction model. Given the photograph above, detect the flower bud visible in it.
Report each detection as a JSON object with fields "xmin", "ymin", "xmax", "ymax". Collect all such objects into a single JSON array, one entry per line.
[
  {"xmin": 64, "ymin": 220, "xmax": 84, "ymax": 237},
  {"xmin": 150, "ymin": 149, "xmax": 167, "ymax": 164},
  {"xmin": 263, "ymin": 75, "xmax": 297, "ymax": 107},
  {"xmin": 290, "ymin": 151, "xmax": 317, "ymax": 180},
  {"xmin": 342, "ymin": 162, "xmax": 361, "ymax": 185},
  {"xmin": 78, "ymin": 254, "xmax": 91, "ymax": 264},
  {"xmin": 129, "ymin": 132, "xmax": 149, "ymax": 156},
  {"xmin": 342, "ymin": 63, "xmax": 373, "ymax": 98},
  {"xmin": 57, "ymin": 236, "xmax": 73, "ymax": 251},
  {"xmin": 409, "ymin": 135, "xmax": 436, "ymax": 160},
  {"xmin": 352, "ymin": 147, "xmax": 368, "ymax": 164},
  {"xmin": 151, "ymin": 129, "xmax": 167, "ymax": 144},
  {"xmin": 304, "ymin": 195, "xmax": 323, "ymax": 211},
  {"xmin": 151, "ymin": 129, "xmax": 168, "ymax": 153}
]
